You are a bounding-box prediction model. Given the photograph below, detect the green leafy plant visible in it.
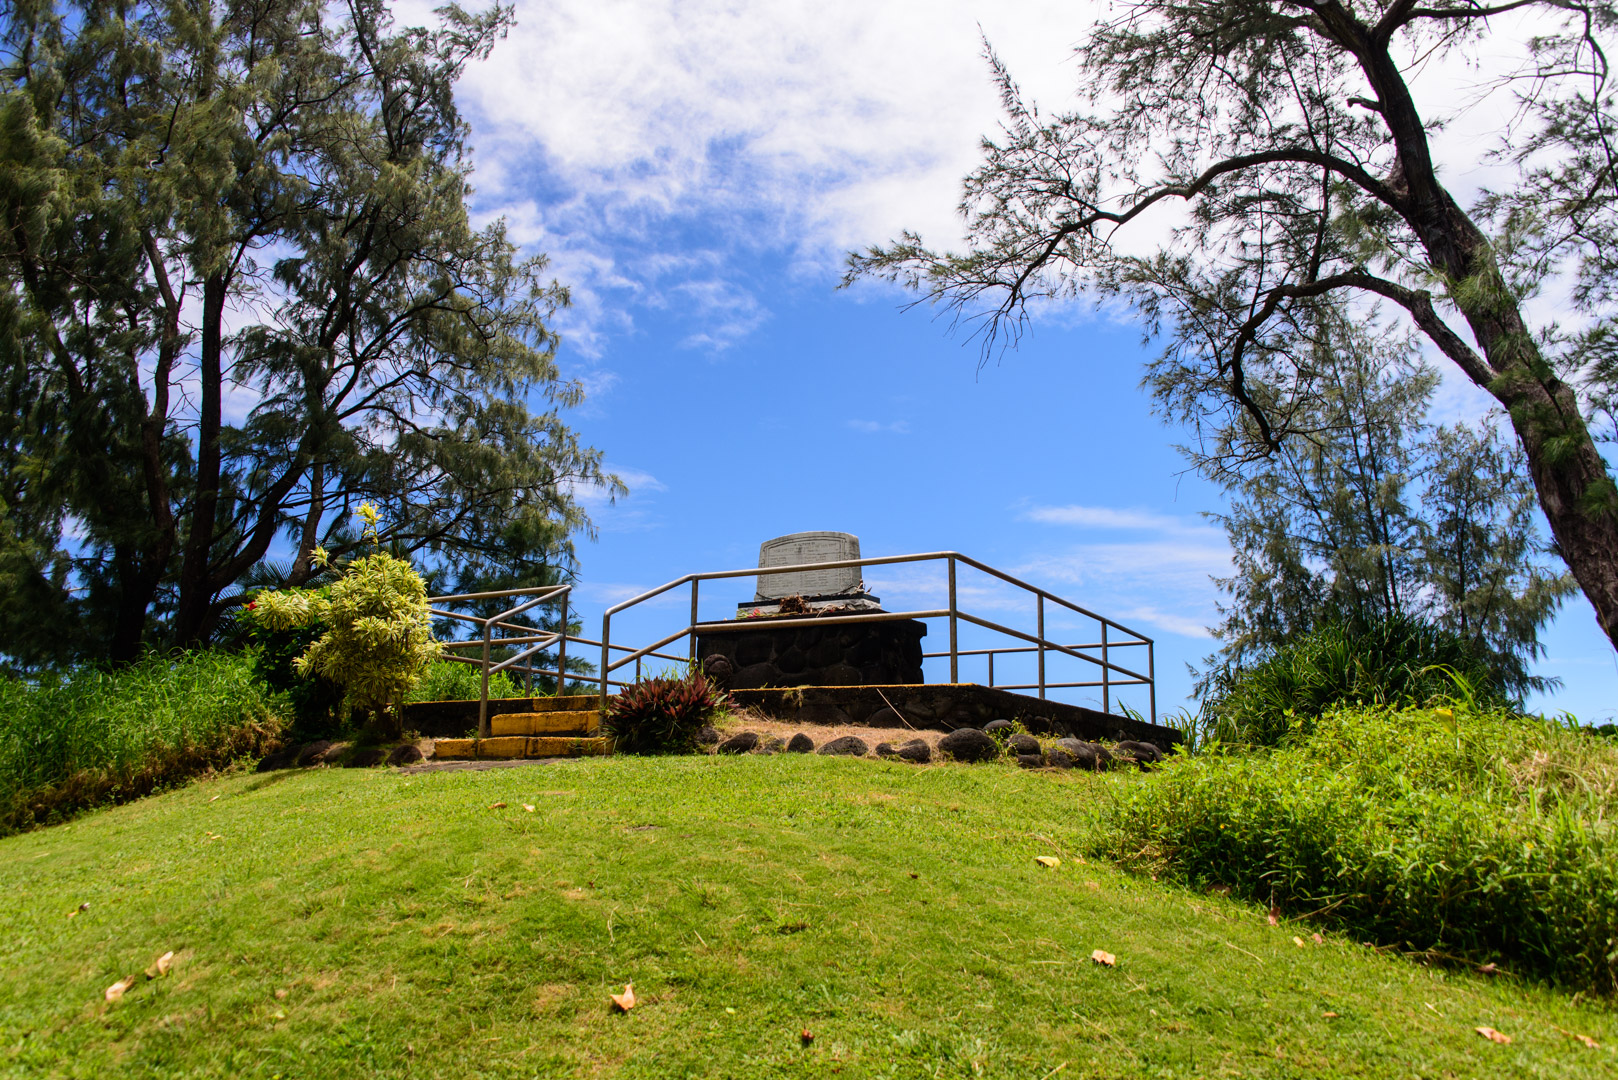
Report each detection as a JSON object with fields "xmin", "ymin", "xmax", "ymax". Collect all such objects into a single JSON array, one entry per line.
[
  {"xmin": 1201, "ymin": 615, "xmax": 1504, "ymax": 748},
  {"xmin": 246, "ymin": 505, "xmax": 441, "ymax": 738},
  {"xmin": 1099, "ymin": 702, "xmax": 1618, "ymax": 995},
  {"xmin": 241, "ymin": 588, "xmax": 346, "ymax": 740},
  {"xmin": 605, "ymin": 668, "xmax": 729, "ymax": 755},
  {"xmin": 406, "ymin": 659, "xmax": 526, "ymax": 704}
]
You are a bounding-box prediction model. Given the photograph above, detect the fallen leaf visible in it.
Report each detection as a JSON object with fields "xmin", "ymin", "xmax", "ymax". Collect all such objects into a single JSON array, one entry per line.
[
  {"xmin": 1475, "ymin": 1026, "xmax": 1512, "ymax": 1044},
  {"xmin": 908, "ymin": 872, "xmax": 918, "ymax": 879},
  {"xmin": 144, "ymin": 951, "xmax": 174, "ymax": 979},
  {"xmin": 1477, "ymin": 962, "xmax": 1499, "ymax": 976},
  {"xmin": 1084, "ymin": 881, "xmax": 1100, "ymax": 890},
  {"xmin": 1035, "ymin": 855, "xmax": 1061, "ymax": 868},
  {"xmin": 522, "ymin": 804, "xmax": 535, "ymax": 813},
  {"xmin": 488, "ymin": 802, "xmax": 507, "ymax": 810},
  {"xmin": 209, "ymin": 795, "xmax": 220, "ymax": 802},
  {"xmin": 1090, "ymin": 949, "xmax": 1116, "ymax": 967},
  {"xmin": 1205, "ymin": 883, "xmax": 1232, "ymax": 896},
  {"xmin": 1292, "ymin": 936, "xmax": 1306, "ymax": 948},
  {"xmin": 1267, "ymin": 905, "xmax": 1281, "ymax": 926},
  {"xmin": 609, "ymin": 983, "xmax": 636, "ymax": 1012},
  {"xmin": 1322, "ymin": 1011, "xmax": 1340, "ymax": 1019},
  {"xmin": 1311, "ymin": 933, "xmax": 1324, "ymax": 944},
  {"xmin": 271, "ymin": 1009, "xmax": 286, "ymax": 1021},
  {"xmin": 104, "ymin": 976, "xmax": 136, "ymax": 1002},
  {"xmin": 1553, "ymin": 1024, "xmax": 1601, "ymax": 1048},
  {"xmin": 800, "ymin": 1028, "xmax": 814, "ymax": 1046},
  {"xmin": 274, "ymin": 989, "xmax": 288, "ymax": 1000},
  {"xmin": 67, "ymin": 901, "xmax": 89, "ymax": 919}
]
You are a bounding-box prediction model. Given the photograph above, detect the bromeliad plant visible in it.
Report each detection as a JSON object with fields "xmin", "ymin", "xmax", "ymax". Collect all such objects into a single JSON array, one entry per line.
[
  {"xmin": 605, "ymin": 668, "xmax": 730, "ymax": 755},
  {"xmin": 246, "ymin": 504, "xmax": 441, "ymax": 738}
]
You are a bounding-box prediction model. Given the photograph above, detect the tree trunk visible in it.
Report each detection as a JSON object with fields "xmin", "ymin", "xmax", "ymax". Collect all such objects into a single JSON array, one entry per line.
[{"xmin": 172, "ymin": 272, "xmax": 227, "ymax": 647}]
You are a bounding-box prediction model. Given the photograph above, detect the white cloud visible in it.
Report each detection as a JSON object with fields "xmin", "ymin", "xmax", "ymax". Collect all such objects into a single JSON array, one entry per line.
[{"xmin": 846, "ymin": 419, "xmax": 912, "ymax": 434}]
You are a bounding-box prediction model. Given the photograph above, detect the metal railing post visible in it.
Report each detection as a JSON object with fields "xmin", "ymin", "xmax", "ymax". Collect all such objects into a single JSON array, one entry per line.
[
  {"xmin": 947, "ymin": 555, "xmax": 959, "ymax": 683},
  {"xmin": 987, "ymin": 651, "xmax": 994, "ymax": 688},
  {"xmin": 555, "ymin": 595, "xmax": 567, "ymax": 696},
  {"xmin": 1149, "ymin": 640, "xmax": 1157, "ymax": 724},
  {"xmin": 690, "ymin": 579, "xmax": 700, "ymax": 664},
  {"xmin": 479, "ymin": 617, "xmax": 492, "ymax": 739},
  {"xmin": 599, "ymin": 613, "xmax": 612, "ymax": 713},
  {"xmin": 1102, "ymin": 621, "xmax": 1110, "ymax": 716},
  {"xmin": 1037, "ymin": 594, "xmax": 1046, "ymax": 700}
]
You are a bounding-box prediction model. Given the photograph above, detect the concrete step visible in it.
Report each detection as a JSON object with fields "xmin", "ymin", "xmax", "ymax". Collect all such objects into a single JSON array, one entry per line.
[
  {"xmin": 432, "ymin": 735, "xmax": 613, "ymax": 760},
  {"xmin": 530, "ymin": 695, "xmax": 603, "ymax": 713},
  {"xmin": 489, "ymin": 710, "xmax": 600, "ymax": 737}
]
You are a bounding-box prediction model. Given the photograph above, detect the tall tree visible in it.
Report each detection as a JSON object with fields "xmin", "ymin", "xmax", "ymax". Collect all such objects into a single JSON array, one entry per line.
[
  {"xmin": 850, "ymin": 0, "xmax": 1618, "ymax": 653},
  {"xmin": 1208, "ymin": 318, "xmax": 1573, "ymax": 694},
  {"xmin": 0, "ymin": 0, "xmax": 616, "ymax": 664}
]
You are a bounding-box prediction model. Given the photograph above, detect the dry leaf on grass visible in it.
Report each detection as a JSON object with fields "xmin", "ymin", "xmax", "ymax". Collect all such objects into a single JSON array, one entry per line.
[
  {"xmin": 488, "ymin": 802, "xmax": 507, "ymax": 810},
  {"xmin": 104, "ymin": 976, "xmax": 136, "ymax": 1002},
  {"xmin": 1554, "ymin": 1025, "xmax": 1601, "ymax": 1049},
  {"xmin": 274, "ymin": 989, "xmax": 289, "ymax": 1000},
  {"xmin": 1311, "ymin": 933, "xmax": 1324, "ymax": 944},
  {"xmin": 1478, "ymin": 962, "xmax": 1500, "ymax": 976},
  {"xmin": 522, "ymin": 804, "xmax": 535, "ymax": 812},
  {"xmin": 1322, "ymin": 1011, "xmax": 1340, "ymax": 1019},
  {"xmin": 1090, "ymin": 949, "xmax": 1116, "ymax": 967},
  {"xmin": 66, "ymin": 902, "xmax": 89, "ymax": 919},
  {"xmin": 1292, "ymin": 936, "xmax": 1306, "ymax": 948},
  {"xmin": 800, "ymin": 1029, "xmax": 814, "ymax": 1046},
  {"xmin": 1267, "ymin": 905, "xmax": 1281, "ymax": 926},
  {"xmin": 609, "ymin": 983, "xmax": 636, "ymax": 1012},
  {"xmin": 144, "ymin": 951, "xmax": 174, "ymax": 979},
  {"xmin": 1035, "ymin": 856, "xmax": 1060, "ymax": 868},
  {"xmin": 1475, "ymin": 1026, "xmax": 1512, "ymax": 1044}
]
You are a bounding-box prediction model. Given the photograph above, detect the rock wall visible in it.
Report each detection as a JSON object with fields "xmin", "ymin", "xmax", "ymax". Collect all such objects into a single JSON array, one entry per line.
[{"xmin": 696, "ymin": 619, "xmax": 926, "ymax": 689}]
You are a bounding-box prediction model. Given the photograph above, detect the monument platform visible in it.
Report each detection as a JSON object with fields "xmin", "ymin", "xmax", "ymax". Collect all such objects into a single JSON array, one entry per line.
[{"xmin": 726, "ymin": 683, "xmax": 1180, "ymax": 750}]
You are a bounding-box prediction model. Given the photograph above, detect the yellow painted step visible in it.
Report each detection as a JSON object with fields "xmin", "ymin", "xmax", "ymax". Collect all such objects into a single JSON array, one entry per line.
[
  {"xmin": 530, "ymin": 695, "xmax": 603, "ymax": 713},
  {"xmin": 430, "ymin": 735, "xmax": 613, "ymax": 760},
  {"xmin": 489, "ymin": 710, "xmax": 600, "ymax": 737}
]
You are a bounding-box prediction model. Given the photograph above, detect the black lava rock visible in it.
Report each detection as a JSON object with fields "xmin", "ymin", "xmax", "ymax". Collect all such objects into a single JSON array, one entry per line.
[
  {"xmin": 295, "ymin": 740, "xmax": 334, "ymax": 767},
  {"xmin": 255, "ymin": 747, "xmax": 298, "ymax": 772},
  {"xmin": 1055, "ymin": 738, "xmax": 1106, "ymax": 771},
  {"xmin": 1044, "ymin": 746, "xmax": 1076, "ymax": 768},
  {"xmin": 757, "ymin": 735, "xmax": 786, "ymax": 755},
  {"xmin": 875, "ymin": 742, "xmax": 898, "ymax": 757},
  {"xmin": 718, "ymin": 731, "xmax": 760, "ymax": 754},
  {"xmin": 896, "ymin": 739, "xmax": 932, "ymax": 764},
  {"xmin": 938, "ymin": 728, "xmax": 999, "ymax": 763},
  {"xmin": 983, "ymin": 719, "xmax": 1014, "ymax": 734},
  {"xmin": 345, "ymin": 747, "xmax": 389, "ymax": 768},
  {"xmin": 1007, "ymin": 733, "xmax": 1041, "ymax": 756},
  {"xmin": 387, "ymin": 744, "xmax": 424, "ymax": 766},
  {"xmin": 1015, "ymin": 753, "xmax": 1045, "ymax": 769},
  {"xmin": 701, "ymin": 654, "xmax": 735, "ymax": 685},
  {"xmin": 697, "ymin": 725, "xmax": 721, "ymax": 746},
  {"xmin": 817, "ymin": 735, "xmax": 869, "ymax": 757},
  {"xmin": 1114, "ymin": 740, "xmax": 1165, "ymax": 768},
  {"xmin": 786, "ymin": 732, "xmax": 815, "ymax": 753}
]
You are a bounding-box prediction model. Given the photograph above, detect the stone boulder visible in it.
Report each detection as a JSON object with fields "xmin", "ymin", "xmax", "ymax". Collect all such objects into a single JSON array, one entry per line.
[
  {"xmin": 718, "ymin": 731, "xmax": 760, "ymax": 755},
  {"xmin": 817, "ymin": 735, "xmax": 869, "ymax": 757},
  {"xmin": 786, "ymin": 732, "xmax": 815, "ymax": 753},
  {"xmin": 345, "ymin": 746, "xmax": 389, "ymax": 768},
  {"xmin": 938, "ymin": 728, "xmax": 999, "ymax": 763},
  {"xmin": 1007, "ymin": 733, "xmax": 1041, "ymax": 756},
  {"xmin": 1055, "ymin": 738, "xmax": 1108, "ymax": 771},
  {"xmin": 255, "ymin": 746, "xmax": 298, "ymax": 772},
  {"xmin": 757, "ymin": 735, "xmax": 786, "ymax": 755},
  {"xmin": 387, "ymin": 744, "xmax": 425, "ymax": 767},
  {"xmin": 983, "ymin": 719, "xmax": 1013, "ymax": 734},
  {"xmin": 875, "ymin": 741, "xmax": 898, "ymax": 758},
  {"xmin": 701, "ymin": 654, "xmax": 735, "ymax": 686},
  {"xmin": 1015, "ymin": 753, "xmax": 1045, "ymax": 769},
  {"xmin": 1044, "ymin": 746, "xmax": 1076, "ymax": 768},
  {"xmin": 1114, "ymin": 740, "xmax": 1165, "ymax": 768},
  {"xmin": 295, "ymin": 740, "xmax": 335, "ymax": 767},
  {"xmin": 697, "ymin": 725, "xmax": 722, "ymax": 746},
  {"xmin": 896, "ymin": 738, "xmax": 932, "ymax": 764}
]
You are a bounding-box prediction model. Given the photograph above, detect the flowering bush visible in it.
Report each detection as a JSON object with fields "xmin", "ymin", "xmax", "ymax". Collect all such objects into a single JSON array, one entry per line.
[{"xmin": 244, "ymin": 504, "xmax": 441, "ymax": 737}]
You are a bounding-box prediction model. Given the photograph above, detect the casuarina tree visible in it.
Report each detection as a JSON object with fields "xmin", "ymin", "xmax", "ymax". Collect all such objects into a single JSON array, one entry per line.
[
  {"xmin": 849, "ymin": 1, "xmax": 1618, "ymax": 653},
  {"xmin": 0, "ymin": 0, "xmax": 617, "ymax": 665}
]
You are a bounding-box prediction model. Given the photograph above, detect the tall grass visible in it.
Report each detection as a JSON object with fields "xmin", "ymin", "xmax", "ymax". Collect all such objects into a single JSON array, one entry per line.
[
  {"xmin": 1099, "ymin": 703, "xmax": 1618, "ymax": 995},
  {"xmin": 0, "ymin": 652, "xmax": 286, "ymax": 835},
  {"xmin": 1195, "ymin": 616, "xmax": 1503, "ymax": 747}
]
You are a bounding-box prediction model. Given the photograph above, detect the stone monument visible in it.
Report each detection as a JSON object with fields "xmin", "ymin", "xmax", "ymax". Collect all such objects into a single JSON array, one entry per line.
[
  {"xmin": 699, "ymin": 531, "xmax": 925, "ymax": 689},
  {"xmin": 741, "ymin": 530, "xmax": 881, "ymax": 616}
]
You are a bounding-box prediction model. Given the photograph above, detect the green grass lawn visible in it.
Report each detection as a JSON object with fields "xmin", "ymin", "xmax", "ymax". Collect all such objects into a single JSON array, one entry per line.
[{"xmin": 2, "ymin": 755, "xmax": 1612, "ymax": 1079}]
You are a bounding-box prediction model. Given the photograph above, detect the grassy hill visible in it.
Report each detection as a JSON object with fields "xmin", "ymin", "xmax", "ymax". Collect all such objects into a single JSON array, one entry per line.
[{"xmin": 2, "ymin": 754, "xmax": 1612, "ymax": 1079}]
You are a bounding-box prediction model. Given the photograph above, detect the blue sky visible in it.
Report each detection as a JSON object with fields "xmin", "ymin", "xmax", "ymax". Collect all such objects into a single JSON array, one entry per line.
[{"xmin": 415, "ymin": 0, "xmax": 1618, "ymax": 722}]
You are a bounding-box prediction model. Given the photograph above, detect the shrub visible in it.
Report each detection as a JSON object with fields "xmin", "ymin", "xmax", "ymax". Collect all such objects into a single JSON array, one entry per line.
[
  {"xmin": 605, "ymin": 669, "xmax": 728, "ymax": 755},
  {"xmin": 0, "ymin": 652, "xmax": 285, "ymax": 834},
  {"xmin": 1098, "ymin": 703, "xmax": 1618, "ymax": 995},
  {"xmin": 1200, "ymin": 615, "xmax": 1503, "ymax": 747},
  {"xmin": 406, "ymin": 659, "xmax": 526, "ymax": 704},
  {"xmin": 241, "ymin": 590, "xmax": 346, "ymax": 740},
  {"xmin": 246, "ymin": 505, "xmax": 441, "ymax": 738}
]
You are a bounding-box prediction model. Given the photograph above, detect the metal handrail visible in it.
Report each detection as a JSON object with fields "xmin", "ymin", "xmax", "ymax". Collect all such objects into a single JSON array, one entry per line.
[
  {"xmin": 428, "ymin": 584, "xmax": 573, "ymax": 738},
  {"xmin": 597, "ymin": 550, "xmax": 1155, "ymax": 721}
]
